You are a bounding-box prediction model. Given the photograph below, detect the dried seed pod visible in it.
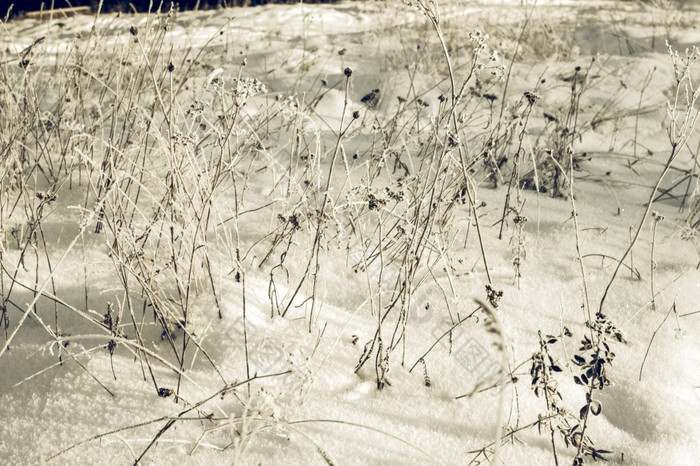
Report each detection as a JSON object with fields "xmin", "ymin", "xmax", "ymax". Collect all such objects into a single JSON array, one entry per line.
[{"xmin": 361, "ymin": 89, "xmax": 380, "ymax": 109}]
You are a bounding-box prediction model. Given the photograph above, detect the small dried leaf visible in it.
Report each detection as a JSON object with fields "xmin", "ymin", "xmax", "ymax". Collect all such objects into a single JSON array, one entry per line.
[{"xmin": 591, "ymin": 448, "xmax": 611, "ymax": 461}]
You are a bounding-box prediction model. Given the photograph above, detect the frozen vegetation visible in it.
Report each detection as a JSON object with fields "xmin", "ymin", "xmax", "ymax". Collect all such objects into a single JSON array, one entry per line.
[{"xmin": 0, "ymin": 0, "xmax": 699, "ymax": 464}]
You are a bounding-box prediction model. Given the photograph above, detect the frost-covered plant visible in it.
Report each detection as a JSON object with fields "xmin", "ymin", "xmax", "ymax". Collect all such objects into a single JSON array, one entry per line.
[
  {"xmin": 351, "ymin": 0, "xmax": 506, "ymax": 391},
  {"xmin": 600, "ymin": 43, "xmax": 700, "ymax": 313},
  {"xmin": 519, "ymin": 62, "xmax": 595, "ymax": 198},
  {"xmin": 531, "ymin": 329, "xmax": 571, "ymax": 465},
  {"xmin": 530, "ymin": 314, "xmax": 625, "ymax": 465},
  {"xmin": 569, "ymin": 313, "xmax": 625, "ymax": 464}
]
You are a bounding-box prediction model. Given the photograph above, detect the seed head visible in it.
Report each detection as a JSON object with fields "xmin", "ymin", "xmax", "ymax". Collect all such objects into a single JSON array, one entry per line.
[
  {"xmin": 361, "ymin": 89, "xmax": 380, "ymax": 109},
  {"xmin": 524, "ymin": 91, "xmax": 540, "ymax": 106}
]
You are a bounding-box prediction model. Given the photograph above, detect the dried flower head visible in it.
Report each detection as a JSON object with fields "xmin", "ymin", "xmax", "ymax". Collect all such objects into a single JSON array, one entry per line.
[
  {"xmin": 361, "ymin": 89, "xmax": 381, "ymax": 109},
  {"xmin": 524, "ymin": 91, "xmax": 541, "ymax": 106}
]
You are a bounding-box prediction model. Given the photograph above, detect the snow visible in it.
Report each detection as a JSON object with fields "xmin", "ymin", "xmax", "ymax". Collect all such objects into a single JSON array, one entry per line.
[{"xmin": 1, "ymin": 0, "xmax": 699, "ymax": 465}]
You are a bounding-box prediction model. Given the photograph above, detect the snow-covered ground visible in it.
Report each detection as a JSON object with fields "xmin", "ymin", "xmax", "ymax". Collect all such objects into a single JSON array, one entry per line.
[{"xmin": 1, "ymin": 1, "xmax": 699, "ymax": 464}]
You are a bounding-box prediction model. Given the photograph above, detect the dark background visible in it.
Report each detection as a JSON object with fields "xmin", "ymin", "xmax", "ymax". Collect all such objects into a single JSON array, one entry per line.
[{"xmin": 2, "ymin": 0, "xmax": 341, "ymax": 18}]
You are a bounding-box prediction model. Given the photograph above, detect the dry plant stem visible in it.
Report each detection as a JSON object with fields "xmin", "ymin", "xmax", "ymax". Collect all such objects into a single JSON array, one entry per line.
[
  {"xmin": 287, "ymin": 419, "xmax": 443, "ymax": 465},
  {"xmin": 121, "ymin": 283, "xmax": 160, "ymax": 391},
  {"xmin": 599, "ymin": 143, "xmax": 684, "ymax": 314},
  {"xmin": 4, "ymin": 195, "xmax": 53, "ymax": 318},
  {"xmin": 639, "ymin": 302, "xmax": 675, "ymax": 381},
  {"xmin": 600, "ymin": 45, "xmax": 700, "ymax": 313},
  {"xmin": 629, "ymin": 227, "xmax": 635, "ymax": 281},
  {"xmin": 546, "ymin": 374, "xmax": 559, "ymax": 462},
  {"xmin": 37, "ymin": 221, "xmax": 61, "ymax": 361},
  {"xmin": 0, "ymin": 207, "xmax": 99, "ymax": 358},
  {"xmin": 375, "ymin": 215, "xmax": 385, "ymax": 385},
  {"xmin": 282, "ymin": 73, "xmax": 355, "ymax": 332},
  {"xmin": 568, "ymin": 149, "xmax": 593, "ymax": 321},
  {"xmin": 531, "ymin": 331, "xmax": 561, "ymax": 465},
  {"xmin": 621, "ymin": 269, "xmax": 689, "ymax": 327},
  {"xmin": 408, "ymin": 309, "xmax": 477, "ymax": 373},
  {"xmin": 172, "ymin": 19, "xmax": 235, "ymax": 97},
  {"xmin": 47, "ymin": 370, "xmax": 290, "ymax": 463},
  {"xmin": 425, "ymin": 1, "xmax": 492, "ymax": 285},
  {"xmin": 196, "ymin": 413, "xmax": 440, "ymax": 464},
  {"xmin": 0, "ymin": 274, "xmax": 115, "ymax": 398},
  {"xmin": 581, "ymin": 254, "xmax": 640, "ymax": 280},
  {"xmin": 176, "ymin": 95, "xmax": 243, "ymax": 399},
  {"xmin": 546, "ymin": 149, "xmax": 593, "ymax": 321},
  {"xmin": 498, "ymin": 97, "xmax": 536, "ymax": 241},
  {"xmin": 6, "ymin": 237, "xmax": 221, "ymax": 393},
  {"xmin": 12, "ymin": 345, "xmax": 106, "ymax": 388},
  {"xmin": 650, "ymin": 214, "xmax": 662, "ymax": 311},
  {"xmin": 473, "ymin": 298, "xmax": 510, "ymax": 465},
  {"xmin": 466, "ymin": 413, "xmax": 560, "ymax": 465},
  {"xmin": 104, "ymin": 234, "xmax": 227, "ymax": 387},
  {"xmin": 679, "ymin": 138, "xmax": 700, "ymax": 210},
  {"xmin": 633, "ymin": 68, "xmax": 656, "ymax": 160},
  {"xmin": 462, "ymin": 359, "xmax": 532, "ymax": 399},
  {"xmin": 62, "ymin": 343, "xmax": 116, "ymax": 397},
  {"xmin": 574, "ymin": 329, "xmax": 611, "ymax": 461},
  {"xmin": 194, "ymin": 416, "xmax": 337, "ymax": 464},
  {"xmin": 496, "ymin": 0, "xmax": 535, "ymax": 125},
  {"xmin": 55, "ymin": 334, "xmax": 210, "ymax": 393},
  {"xmin": 0, "ymin": 263, "xmax": 103, "ymax": 328}
]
